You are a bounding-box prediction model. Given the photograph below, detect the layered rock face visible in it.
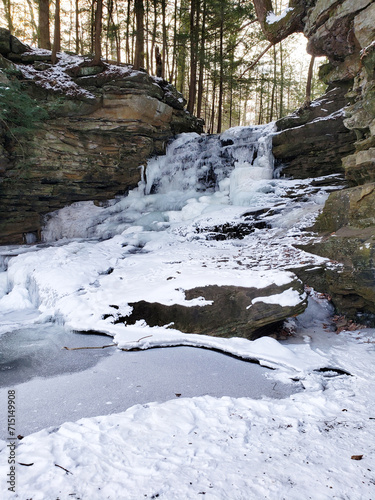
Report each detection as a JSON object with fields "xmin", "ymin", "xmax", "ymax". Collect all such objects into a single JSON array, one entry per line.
[
  {"xmin": 273, "ymin": 85, "xmax": 356, "ymax": 178},
  {"xmin": 277, "ymin": 0, "xmax": 375, "ymax": 321},
  {"xmin": 304, "ymin": 183, "xmax": 375, "ymax": 318},
  {"xmin": 305, "ymin": 0, "xmax": 375, "ymax": 185},
  {"xmin": 0, "ymin": 30, "xmax": 202, "ymax": 244}
]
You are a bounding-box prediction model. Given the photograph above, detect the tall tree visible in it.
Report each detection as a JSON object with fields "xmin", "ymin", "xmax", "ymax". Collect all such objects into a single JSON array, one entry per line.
[
  {"xmin": 196, "ymin": 0, "xmax": 207, "ymax": 118},
  {"xmin": 304, "ymin": 55, "xmax": 315, "ymax": 105},
  {"xmin": 75, "ymin": 0, "xmax": 80, "ymax": 54},
  {"xmin": 161, "ymin": 0, "xmax": 167, "ymax": 78},
  {"xmin": 2, "ymin": 0, "xmax": 14, "ymax": 33},
  {"xmin": 38, "ymin": 0, "xmax": 51, "ymax": 49},
  {"xmin": 51, "ymin": 0, "xmax": 61, "ymax": 63},
  {"xmin": 216, "ymin": 0, "xmax": 224, "ymax": 133},
  {"xmin": 187, "ymin": 0, "xmax": 198, "ymax": 114},
  {"xmin": 134, "ymin": 0, "xmax": 145, "ymax": 69},
  {"xmin": 92, "ymin": 0, "xmax": 103, "ymax": 64},
  {"xmin": 26, "ymin": 0, "xmax": 39, "ymax": 45}
]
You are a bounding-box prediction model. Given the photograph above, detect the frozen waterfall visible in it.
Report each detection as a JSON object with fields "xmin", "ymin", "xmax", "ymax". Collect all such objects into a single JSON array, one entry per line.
[
  {"xmin": 41, "ymin": 123, "xmax": 276, "ymax": 242},
  {"xmin": 145, "ymin": 123, "xmax": 275, "ymax": 196}
]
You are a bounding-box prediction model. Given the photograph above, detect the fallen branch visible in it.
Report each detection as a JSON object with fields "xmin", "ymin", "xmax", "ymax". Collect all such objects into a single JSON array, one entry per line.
[
  {"xmin": 55, "ymin": 463, "xmax": 73, "ymax": 474},
  {"xmin": 239, "ymin": 42, "xmax": 274, "ymax": 78},
  {"xmin": 63, "ymin": 335, "xmax": 153, "ymax": 351},
  {"xmin": 63, "ymin": 344, "xmax": 117, "ymax": 351},
  {"xmin": 121, "ymin": 335, "xmax": 153, "ymax": 343}
]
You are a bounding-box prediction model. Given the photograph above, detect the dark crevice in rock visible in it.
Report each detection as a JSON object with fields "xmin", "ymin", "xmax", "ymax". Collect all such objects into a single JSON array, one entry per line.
[{"xmin": 314, "ymin": 367, "xmax": 352, "ymax": 377}]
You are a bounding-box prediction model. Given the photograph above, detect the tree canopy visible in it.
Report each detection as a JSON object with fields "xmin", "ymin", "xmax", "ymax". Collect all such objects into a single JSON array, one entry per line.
[{"xmin": 0, "ymin": 0, "xmax": 325, "ymax": 131}]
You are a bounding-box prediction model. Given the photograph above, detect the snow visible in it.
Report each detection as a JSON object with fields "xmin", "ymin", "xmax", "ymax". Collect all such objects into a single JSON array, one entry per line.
[
  {"xmin": 250, "ymin": 287, "xmax": 305, "ymax": 308},
  {"xmin": 19, "ymin": 52, "xmax": 97, "ymax": 100},
  {"xmin": 1, "ymin": 305, "xmax": 375, "ymax": 499},
  {"xmin": 266, "ymin": 7, "xmax": 293, "ymax": 24},
  {"xmin": 1, "ymin": 125, "xmax": 374, "ymax": 498}
]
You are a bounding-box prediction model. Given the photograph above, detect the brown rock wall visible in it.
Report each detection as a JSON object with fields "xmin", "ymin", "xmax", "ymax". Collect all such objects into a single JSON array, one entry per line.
[{"xmin": 0, "ymin": 39, "xmax": 203, "ymax": 244}]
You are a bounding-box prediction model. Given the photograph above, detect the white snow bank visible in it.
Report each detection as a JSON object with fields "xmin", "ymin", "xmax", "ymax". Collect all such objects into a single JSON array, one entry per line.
[
  {"xmin": 250, "ymin": 287, "xmax": 305, "ymax": 308},
  {"xmin": 2, "ymin": 376, "xmax": 374, "ymax": 500}
]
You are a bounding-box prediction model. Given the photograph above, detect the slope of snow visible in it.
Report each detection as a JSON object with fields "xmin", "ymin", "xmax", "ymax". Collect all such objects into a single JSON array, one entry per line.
[
  {"xmin": 1, "ymin": 125, "xmax": 372, "ymax": 499},
  {"xmin": 1, "ymin": 314, "xmax": 375, "ymax": 499}
]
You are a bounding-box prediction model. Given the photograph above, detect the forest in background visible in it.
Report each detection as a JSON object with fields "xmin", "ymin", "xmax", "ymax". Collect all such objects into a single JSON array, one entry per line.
[{"xmin": 0, "ymin": 0, "xmax": 326, "ymax": 132}]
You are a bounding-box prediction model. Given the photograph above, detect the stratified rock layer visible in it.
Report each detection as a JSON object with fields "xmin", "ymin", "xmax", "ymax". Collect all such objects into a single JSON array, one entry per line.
[
  {"xmin": 271, "ymin": 0, "xmax": 375, "ymax": 321},
  {"xmin": 298, "ymin": 184, "xmax": 375, "ymax": 319},
  {"xmin": 0, "ymin": 32, "xmax": 203, "ymax": 244},
  {"xmin": 273, "ymin": 86, "xmax": 356, "ymax": 178}
]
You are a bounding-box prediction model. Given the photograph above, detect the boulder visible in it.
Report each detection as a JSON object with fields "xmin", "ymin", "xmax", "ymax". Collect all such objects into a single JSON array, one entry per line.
[
  {"xmin": 0, "ymin": 27, "xmax": 30, "ymax": 56},
  {"xmin": 124, "ymin": 280, "xmax": 307, "ymax": 340},
  {"xmin": 0, "ymin": 28, "xmax": 11, "ymax": 54},
  {"xmin": 295, "ymin": 184, "xmax": 375, "ymax": 322}
]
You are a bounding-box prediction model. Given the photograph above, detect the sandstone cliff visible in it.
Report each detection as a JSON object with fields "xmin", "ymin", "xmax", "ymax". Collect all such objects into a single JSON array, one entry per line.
[
  {"xmin": 0, "ymin": 30, "xmax": 203, "ymax": 244},
  {"xmin": 273, "ymin": 0, "xmax": 375, "ymax": 321}
]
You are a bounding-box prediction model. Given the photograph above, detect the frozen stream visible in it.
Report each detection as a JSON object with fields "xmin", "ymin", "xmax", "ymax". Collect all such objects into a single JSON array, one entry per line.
[
  {"xmin": 0, "ymin": 125, "xmax": 341, "ymax": 439},
  {"xmin": 0, "ymin": 325, "xmax": 300, "ymax": 439}
]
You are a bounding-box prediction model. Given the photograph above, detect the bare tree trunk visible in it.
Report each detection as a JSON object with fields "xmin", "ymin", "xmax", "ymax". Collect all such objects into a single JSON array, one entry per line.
[
  {"xmin": 196, "ymin": 0, "xmax": 206, "ymax": 118},
  {"xmin": 187, "ymin": 0, "xmax": 198, "ymax": 114},
  {"xmin": 125, "ymin": 0, "xmax": 131, "ymax": 63},
  {"xmin": 26, "ymin": 0, "xmax": 38, "ymax": 45},
  {"xmin": 51, "ymin": 0, "xmax": 61, "ymax": 64},
  {"xmin": 134, "ymin": 0, "xmax": 145, "ymax": 69},
  {"xmin": 155, "ymin": 45, "xmax": 163, "ymax": 77},
  {"xmin": 269, "ymin": 45, "xmax": 277, "ymax": 121},
  {"xmin": 304, "ymin": 55, "xmax": 315, "ymax": 106},
  {"xmin": 106, "ymin": 0, "xmax": 113, "ymax": 60},
  {"xmin": 161, "ymin": 0, "xmax": 167, "ymax": 78},
  {"xmin": 216, "ymin": 3, "xmax": 224, "ymax": 133},
  {"xmin": 90, "ymin": 0, "xmax": 95, "ymax": 53},
  {"xmin": 145, "ymin": 0, "xmax": 149, "ymax": 72},
  {"xmin": 258, "ymin": 75, "xmax": 264, "ymax": 125},
  {"xmin": 170, "ymin": 0, "xmax": 178, "ymax": 84},
  {"xmin": 38, "ymin": 0, "xmax": 51, "ymax": 49},
  {"xmin": 2, "ymin": 0, "xmax": 14, "ymax": 33},
  {"xmin": 92, "ymin": 0, "xmax": 103, "ymax": 64},
  {"xmin": 75, "ymin": 0, "xmax": 80, "ymax": 53},
  {"xmin": 279, "ymin": 40, "xmax": 284, "ymax": 117},
  {"xmin": 210, "ymin": 78, "xmax": 216, "ymax": 134}
]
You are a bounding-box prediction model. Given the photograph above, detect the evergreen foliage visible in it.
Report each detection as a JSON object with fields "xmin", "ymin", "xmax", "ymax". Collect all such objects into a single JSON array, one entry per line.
[{"xmin": 0, "ymin": 75, "xmax": 48, "ymax": 137}]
